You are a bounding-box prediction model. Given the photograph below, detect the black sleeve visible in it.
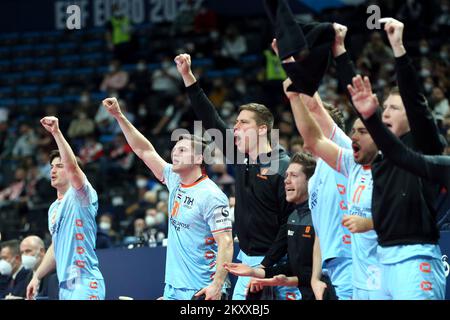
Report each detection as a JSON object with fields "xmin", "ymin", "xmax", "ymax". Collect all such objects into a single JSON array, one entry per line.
[
  {"xmin": 365, "ymin": 111, "xmax": 450, "ymax": 189},
  {"xmin": 261, "ymin": 174, "xmax": 292, "ymax": 267},
  {"xmin": 11, "ymin": 270, "xmax": 31, "ymax": 298},
  {"xmin": 335, "ymin": 52, "xmax": 357, "ymax": 100},
  {"xmin": 0, "ymin": 274, "xmax": 9, "ymax": 298},
  {"xmin": 186, "ymin": 82, "xmax": 236, "ymax": 158},
  {"xmin": 264, "ymin": 262, "xmax": 292, "ymax": 278},
  {"xmin": 395, "ymin": 53, "xmax": 444, "ymax": 154}
]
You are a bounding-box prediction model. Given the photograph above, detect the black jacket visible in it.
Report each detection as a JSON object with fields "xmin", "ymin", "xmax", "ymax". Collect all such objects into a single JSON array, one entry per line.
[
  {"xmin": 264, "ymin": 201, "xmax": 315, "ymax": 300},
  {"xmin": 186, "ymin": 82, "xmax": 294, "ymax": 267},
  {"xmin": 0, "ymin": 267, "xmax": 32, "ymax": 298},
  {"xmin": 335, "ymin": 52, "xmax": 444, "ymax": 246},
  {"xmin": 364, "ymin": 112, "xmax": 450, "ymax": 194}
]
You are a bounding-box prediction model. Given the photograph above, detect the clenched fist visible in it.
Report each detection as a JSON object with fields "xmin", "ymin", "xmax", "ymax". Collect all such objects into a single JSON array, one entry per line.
[
  {"xmin": 102, "ymin": 97, "xmax": 122, "ymax": 118},
  {"xmin": 174, "ymin": 54, "xmax": 192, "ymax": 76},
  {"xmin": 40, "ymin": 116, "xmax": 60, "ymax": 134}
]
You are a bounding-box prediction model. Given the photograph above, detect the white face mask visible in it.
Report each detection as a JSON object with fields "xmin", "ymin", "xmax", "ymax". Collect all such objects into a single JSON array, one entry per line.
[
  {"xmin": 21, "ymin": 254, "xmax": 38, "ymax": 270},
  {"xmin": 136, "ymin": 179, "xmax": 147, "ymax": 189},
  {"xmin": 145, "ymin": 216, "xmax": 156, "ymax": 227},
  {"xmin": 99, "ymin": 221, "xmax": 111, "ymax": 231},
  {"xmin": 0, "ymin": 259, "xmax": 12, "ymax": 276},
  {"xmin": 155, "ymin": 212, "xmax": 166, "ymax": 225}
]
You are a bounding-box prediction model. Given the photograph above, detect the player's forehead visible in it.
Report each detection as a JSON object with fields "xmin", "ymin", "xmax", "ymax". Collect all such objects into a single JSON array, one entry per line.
[
  {"xmin": 286, "ymin": 163, "xmax": 302, "ymax": 175},
  {"xmin": 352, "ymin": 118, "xmax": 366, "ymax": 131},
  {"xmin": 50, "ymin": 157, "xmax": 63, "ymax": 166},
  {"xmin": 237, "ymin": 110, "xmax": 256, "ymax": 122},
  {"xmin": 173, "ymin": 139, "xmax": 193, "ymax": 150}
]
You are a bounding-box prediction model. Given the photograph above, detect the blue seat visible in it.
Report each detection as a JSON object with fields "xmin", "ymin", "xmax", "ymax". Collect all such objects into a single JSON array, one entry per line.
[
  {"xmin": 16, "ymin": 85, "xmax": 40, "ymax": 97},
  {"xmin": 41, "ymin": 96, "xmax": 64, "ymax": 105},
  {"xmin": 192, "ymin": 58, "xmax": 213, "ymax": 67},
  {"xmin": 0, "ymin": 60, "xmax": 12, "ymax": 72},
  {"xmin": 33, "ymin": 56, "xmax": 56, "ymax": 69},
  {"xmin": 0, "ymin": 98, "xmax": 16, "ymax": 107},
  {"xmin": 49, "ymin": 69, "xmax": 73, "ymax": 82},
  {"xmin": 90, "ymin": 91, "xmax": 108, "ymax": 102},
  {"xmin": 223, "ymin": 68, "xmax": 242, "ymax": 77},
  {"xmin": 0, "ymin": 73, "xmax": 22, "ymax": 85},
  {"xmin": 205, "ymin": 70, "xmax": 225, "ymax": 78},
  {"xmin": 63, "ymin": 95, "xmax": 80, "ymax": 103},
  {"xmin": 17, "ymin": 98, "xmax": 39, "ymax": 107}
]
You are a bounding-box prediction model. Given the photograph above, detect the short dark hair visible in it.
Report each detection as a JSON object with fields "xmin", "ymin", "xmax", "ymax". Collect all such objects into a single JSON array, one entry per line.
[
  {"xmin": 388, "ymin": 86, "xmax": 400, "ymax": 96},
  {"xmin": 49, "ymin": 150, "xmax": 84, "ymax": 170},
  {"xmin": 238, "ymin": 103, "xmax": 274, "ymax": 135},
  {"xmin": 176, "ymin": 134, "xmax": 212, "ymax": 167},
  {"xmin": 1, "ymin": 240, "xmax": 20, "ymax": 257},
  {"xmin": 323, "ymin": 102, "xmax": 346, "ymax": 131},
  {"xmin": 289, "ymin": 152, "xmax": 316, "ymax": 180}
]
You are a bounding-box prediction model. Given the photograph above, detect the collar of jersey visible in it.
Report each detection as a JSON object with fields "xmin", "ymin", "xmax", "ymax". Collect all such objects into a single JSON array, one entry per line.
[{"xmin": 180, "ymin": 175, "xmax": 208, "ymax": 188}]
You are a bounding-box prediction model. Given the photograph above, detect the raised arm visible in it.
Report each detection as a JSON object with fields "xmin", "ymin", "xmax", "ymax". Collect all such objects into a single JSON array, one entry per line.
[
  {"xmin": 41, "ymin": 117, "xmax": 85, "ymax": 190},
  {"xmin": 103, "ymin": 98, "xmax": 167, "ymax": 181},
  {"xmin": 383, "ymin": 18, "xmax": 443, "ymax": 154},
  {"xmin": 175, "ymin": 54, "xmax": 230, "ymax": 137},
  {"xmin": 349, "ymin": 75, "xmax": 450, "ymax": 188},
  {"xmin": 283, "ymin": 80, "xmax": 340, "ymax": 171}
]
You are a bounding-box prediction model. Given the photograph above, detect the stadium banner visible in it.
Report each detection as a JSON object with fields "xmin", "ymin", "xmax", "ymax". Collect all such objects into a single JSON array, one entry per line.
[{"xmin": 0, "ymin": 0, "xmax": 358, "ymax": 33}]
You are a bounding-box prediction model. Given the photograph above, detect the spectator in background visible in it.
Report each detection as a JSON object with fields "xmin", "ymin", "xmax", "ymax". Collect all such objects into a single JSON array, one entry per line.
[
  {"xmin": 0, "ymin": 240, "xmax": 32, "ymax": 299},
  {"xmin": 220, "ymin": 26, "xmax": 247, "ymax": 62},
  {"xmin": 100, "ymin": 60, "xmax": 129, "ymax": 93},
  {"xmin": 193, "ymin": 5, "xmax": 218, "ymax": 34},
  {"xmin": 431, "ymin": 87, "xmax": 449, "ymax": 132},
  {"xmin": 20, "ymin": 236, "xmax": 56, "ymax": 298},
  {"xmin": 261, "ymin": 42, "xmax": 288, "ymax": 108},
  {"xmin": 95, "ymin": 98, "xmax": 135, "ymax": 135},
  {"xmin": 289, "ymin": 137, "xmax": 304, "ymax": 155},
  {"xmin": 105, "ymin": 3, "xmax": 134, "ymax": 63},
  {"xmin": 67, "ymin": 110, "xmax": 95, "ymax": 141},
  {"xmin": 97, "ymin": 213, "xmax": 120, "ymax": 249},
  {"xmin": 12, "ymin": 123, "xmax": 38, "ymax": 159},
  {"xmin": 0, "ymin": 167, "xmax": 27, "ymax": 204},
  {"xmin": 35, "ymin": 126, "xmax": 55, "ymax": 154},
  {"xmin": 144, "ymin": 208, "xmax": 167, "ymax": 244},
  {"xmin": 361, "ymin": 32, "xmax": 394, "ymax": 75},
  {"xmin": 79, "ymin": 135, "xmax": 104, "ymax": 167},
  {"xmin": 127, "ymin": 59, "xmax": 152, "ymax": 106},
  {"xmin": 208, "ymin": 78, "xmax": 229, "ymax": 107},
  {"xmin": 171, "ymin": 0, "xmax": 196, "ymax": 36},
  {"xmin": 151, "ymin": 56, "xmax": 182, "ymax": 100}
]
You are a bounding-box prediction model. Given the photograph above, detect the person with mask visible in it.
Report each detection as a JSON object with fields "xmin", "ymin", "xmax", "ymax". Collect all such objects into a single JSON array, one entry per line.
[
  {"xmin": 20, "ymin": 236, "xmax": 56, "ymax": 298},
  {"xmin": 96, "ymin": 214, "xmax": 119, "ymax": 249},
  {"xmin": 0, "ymin": 240, "xmax": 32, "ymax": 299},
  {"xmin": 144, "ymin": 208, "xmax": 167, "ymax": 245},
  {"xmin": 26, "ymin": 116, "xmax": 105, "ymax": 300}
]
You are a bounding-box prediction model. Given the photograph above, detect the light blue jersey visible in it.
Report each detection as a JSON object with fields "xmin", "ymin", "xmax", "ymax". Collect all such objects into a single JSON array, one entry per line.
[
  {"xmin": 48, "ymin": 179, "xmax": 104, "ymax": 300},
  {"xmin": 377, "ymin": 244, "xmax": 445, "ymax": 299},
  {"xmin": 309, "ymin": 125, "xmax": 352, "ymax": 263},
  {"xmin": 336, "ymin": 148, "xmax": 381, "ymax": 295},
  {"xmin": 162, "ymin": 165, "xmax": 232, "ymax": 298},
  {"xmin": 309, "ymin": 125, "xmax": 353, "ymax": 299}
]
